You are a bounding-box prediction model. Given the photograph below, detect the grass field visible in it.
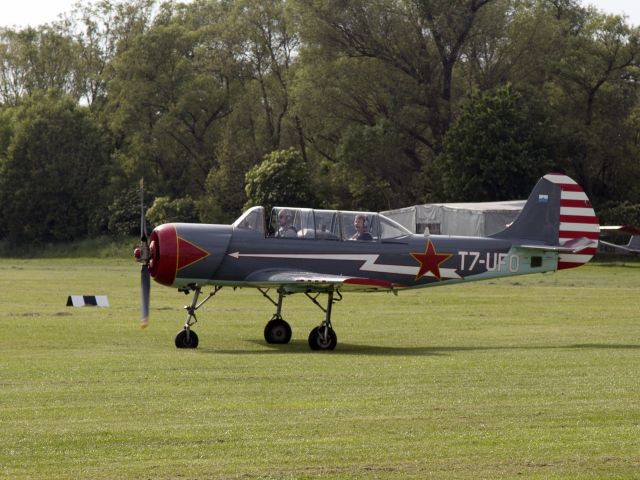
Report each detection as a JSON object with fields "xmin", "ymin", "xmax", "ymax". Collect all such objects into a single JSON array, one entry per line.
[{"xmin": 1, "ymin": 257, "xmax": 639, "ymax": 479}]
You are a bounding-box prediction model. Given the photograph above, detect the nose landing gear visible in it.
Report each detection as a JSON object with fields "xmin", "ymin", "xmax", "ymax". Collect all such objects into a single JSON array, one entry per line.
[{"xmin": 175, "ymin": 285, "xmax": 222, "ymax": 349}]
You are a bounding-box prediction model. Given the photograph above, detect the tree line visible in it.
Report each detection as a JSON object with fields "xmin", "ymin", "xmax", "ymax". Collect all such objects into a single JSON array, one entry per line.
[{"xmin": 1, "ymin": 0, "xmax": 639, "ymax": 245}]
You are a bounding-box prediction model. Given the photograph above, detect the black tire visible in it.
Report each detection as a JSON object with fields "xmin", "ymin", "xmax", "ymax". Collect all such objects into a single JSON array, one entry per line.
[
  {"xmin": 308, "ymin": 326, "xmax": 337, "ymax": 351},
  {"xmin": 175, "ymin": 329, "xmax": 199, "ymax": 349},
  {"xmin": 264, "ymin": 318, "xmax": 292, "ymax": 344}
]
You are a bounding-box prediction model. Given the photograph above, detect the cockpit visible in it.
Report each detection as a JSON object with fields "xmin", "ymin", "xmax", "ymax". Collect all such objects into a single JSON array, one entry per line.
[{"xmin": 232, "ymin": 206, "xmax": 412, "ymax": 241}]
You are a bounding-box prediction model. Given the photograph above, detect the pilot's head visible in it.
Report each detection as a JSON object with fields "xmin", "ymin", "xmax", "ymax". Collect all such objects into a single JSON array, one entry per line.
[
  {"xmin": 354, "ymin": 214, "xmax": 367, "ymax": 232},
  {"xmin": 278, "ymin": 209, "xmax": 292, "ymax": 226}
]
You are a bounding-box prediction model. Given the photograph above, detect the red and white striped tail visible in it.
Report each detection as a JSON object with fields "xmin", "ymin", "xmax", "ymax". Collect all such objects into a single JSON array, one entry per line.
[{"xmin": 544, "ymin": 173, "xmax": 599, "ymax": 270}]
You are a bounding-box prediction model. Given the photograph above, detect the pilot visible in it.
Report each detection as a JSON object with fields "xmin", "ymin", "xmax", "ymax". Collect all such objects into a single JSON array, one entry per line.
[
  {"xmin": 275, "ymin": 209, "xmax": 297, "ymax": 238},
  {"xmin": 350, "ymin": 214, "xmax": 373, "ymax": 241}
]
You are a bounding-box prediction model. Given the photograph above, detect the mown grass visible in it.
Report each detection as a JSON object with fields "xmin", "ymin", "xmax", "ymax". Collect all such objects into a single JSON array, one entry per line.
[{"xmin": 0, "ymin": 258, "xmax": 639, "ymax": 479}]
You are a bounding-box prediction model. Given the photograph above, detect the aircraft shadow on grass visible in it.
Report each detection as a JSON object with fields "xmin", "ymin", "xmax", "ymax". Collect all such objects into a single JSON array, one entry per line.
[{"xmin": 203, "ymin": 340, "xmax": 640, "ymax": 356}]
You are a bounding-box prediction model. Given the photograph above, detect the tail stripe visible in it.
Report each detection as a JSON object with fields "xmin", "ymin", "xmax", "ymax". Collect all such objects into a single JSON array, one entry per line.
[
  {"xmin": 555, "ymin": 183, "xmax": 584, "ymax": 192},
  {"xmin": 561, "ymin": 199, "xmax": 593, "ymax": 208},
  {"xmin": 560, "ymin": 231, "xmax": 599, "ymax": 240},
  {"xmin": 560, "ymin": 215, "xmax": 600, "ymax": 224},
  {"xmin": 559, "ymin": 222, "xmax": 600, "ymax": 232},
  {"xmin": 560, "ymin": 207, "xmax": 596, "ymax": 217},
  {"xmin": 543, "ymin": 173, "xmax": 599, "ymax": 270},
  {"xmin": 560, "ymin": 190, "xmax": 590, "ymax": 201}
]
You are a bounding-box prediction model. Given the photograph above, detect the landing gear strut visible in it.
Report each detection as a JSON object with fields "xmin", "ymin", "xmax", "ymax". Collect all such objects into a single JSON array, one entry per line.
[
  {"xmin": 259, "ymin": 289, "xmax": 292, "ymax": 344},
  {"xmin": 175, "ymin": 285, "xmax": 222, "ymax": 349},
  {"xmin": 307, "ymin": 290, "xmax": 339, "ymax": 351}
]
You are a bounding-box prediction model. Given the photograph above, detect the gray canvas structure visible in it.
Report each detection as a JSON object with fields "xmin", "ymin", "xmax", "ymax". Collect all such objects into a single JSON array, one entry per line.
[{"xmin": 381, "ymin": 200, "xmax": 526, "ymax": 236}]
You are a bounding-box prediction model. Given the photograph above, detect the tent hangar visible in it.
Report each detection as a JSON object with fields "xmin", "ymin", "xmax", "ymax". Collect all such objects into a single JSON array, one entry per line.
[{"xmin": 381, "ymin": 200, "xmax": 526, "ymax": 236}]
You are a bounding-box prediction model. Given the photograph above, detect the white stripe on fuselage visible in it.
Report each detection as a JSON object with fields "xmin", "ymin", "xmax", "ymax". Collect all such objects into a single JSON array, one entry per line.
[{"xmin": 227, "ymin": 252, "xmax": 461, "ymax": 279}]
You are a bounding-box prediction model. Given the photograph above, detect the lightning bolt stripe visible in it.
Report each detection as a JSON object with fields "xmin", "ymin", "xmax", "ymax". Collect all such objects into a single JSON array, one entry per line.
[{"xmin": 228, "ymin": 252, "xmax": 461, "ymax": 279}]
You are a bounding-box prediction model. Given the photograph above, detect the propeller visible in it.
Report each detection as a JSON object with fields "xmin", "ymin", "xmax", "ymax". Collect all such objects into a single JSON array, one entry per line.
[{"xmin": 136, "ymin": 178, "xmax": 151, "ymax": 328}]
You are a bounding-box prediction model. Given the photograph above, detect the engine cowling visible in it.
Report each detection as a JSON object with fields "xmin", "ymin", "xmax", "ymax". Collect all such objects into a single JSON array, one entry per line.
[{"xmin": 147, "ymin": 223, "xmax": 232, "ymax": 287}]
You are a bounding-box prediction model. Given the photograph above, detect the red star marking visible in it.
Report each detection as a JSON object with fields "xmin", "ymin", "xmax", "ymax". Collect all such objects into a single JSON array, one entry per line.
[{"xmin": 410, "ymin": 240, "xmax": 453, "ymax": 281}]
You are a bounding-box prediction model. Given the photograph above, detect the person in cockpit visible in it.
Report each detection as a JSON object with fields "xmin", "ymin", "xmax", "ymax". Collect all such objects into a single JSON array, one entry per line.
[
  {"xmin": 275, "ymin": 209, "xmax": 297, "ymax": 238},
  {"xmin": 350, "ymin": 214, "xmax": 373, "ymax": 241}
]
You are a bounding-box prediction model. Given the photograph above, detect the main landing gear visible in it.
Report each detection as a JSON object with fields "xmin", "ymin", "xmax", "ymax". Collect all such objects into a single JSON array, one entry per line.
[
  {"xmin": 305, "ymin": 290, "xmax": 339, "ymax": 351},
  {"xmin": 258, "ymin": 288, "xmax": 340, "ymax": 350},
  {"xmin": 260, "ymin": 289, "xmax": 293, "ymax": 344},
  {"xmin": 176, "ymin": 286, "xmax": 341, "ymax": 351}
]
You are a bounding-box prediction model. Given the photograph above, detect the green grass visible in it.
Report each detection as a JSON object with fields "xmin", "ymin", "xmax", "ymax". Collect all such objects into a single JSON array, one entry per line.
[
  {"xmin": 0, "ymin": 236, "xmax": 136, "ymax": 259},
  {"xmin": 1, "ymin": 258, "xmax": 639, "ymax": 479}
]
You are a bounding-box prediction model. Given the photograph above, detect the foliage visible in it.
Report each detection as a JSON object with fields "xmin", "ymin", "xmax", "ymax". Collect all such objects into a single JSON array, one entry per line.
[
  {"xmin": 1, "ymin": 0, "xmax": 640, "ymax": 244},
  {"xmin": 146, "ymin": 195, "xmax": 198, "ymax": 227},
  {"xmin": 334, "ymin": 119, "xmax": 422, "ymax": 210},
  {"xmin": 0, "ymin": 94, "xmax": 109, "ymax": 244},
  {"xmin": 106, "ymin": 184, "xmax": 144, "ymax": 237},
  {"xmin": 244, "ymin": 147, "xmax": 317, "ymax": 213},
  {"xmin": 597, "ymin": 202, "xmax": 640, "ymax": 226},
  {"xmin": 439, "ymin": 84, "xmax": 554, "ymax": 201}
]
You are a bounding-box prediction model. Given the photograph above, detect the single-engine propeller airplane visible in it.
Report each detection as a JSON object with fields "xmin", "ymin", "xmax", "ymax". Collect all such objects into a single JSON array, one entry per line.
[
  {"xmin": 598, "ymin": 225, "xmax": 640, "ymax": 256},
  {"xmin": 134, "ymin": 173, "xmax": 599, "ymax": 351}
]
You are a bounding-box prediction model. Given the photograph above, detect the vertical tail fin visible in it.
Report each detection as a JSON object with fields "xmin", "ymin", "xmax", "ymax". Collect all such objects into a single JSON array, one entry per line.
[{"xmin": 491, "ymin": 173, "xmax": 599, "ymax": 269}]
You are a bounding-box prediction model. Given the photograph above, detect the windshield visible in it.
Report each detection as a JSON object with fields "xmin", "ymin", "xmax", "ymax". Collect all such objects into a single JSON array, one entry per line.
[
  {"xmin": 232, "ymin": 206, "xmax": 265, "ymax": 235},
  {"xmin": 378, "ymin": 214, "xmax": 412, "ymax": 240}
]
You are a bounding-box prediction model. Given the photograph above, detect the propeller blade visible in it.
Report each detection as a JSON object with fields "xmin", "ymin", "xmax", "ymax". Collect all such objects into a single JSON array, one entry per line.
[
  {"xmin": 140, "ymin": 178, "xmax": 148, "ymax": 241},
  {"xmin": 138, "ymin": 177, "xmax": 151, "ymax": 328},
  {"xmin": 141, "ymin": 264, "xmax": 150, "ymax": 328}
]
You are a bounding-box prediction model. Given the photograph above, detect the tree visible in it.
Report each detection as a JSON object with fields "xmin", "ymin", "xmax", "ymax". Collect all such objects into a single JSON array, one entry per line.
[
  {"xmin": 106, "ymin": 2, "xmax": 236, "ymax": 199},
  {"xmin": 0, "ymin": 25, "xmax": 80, "ymax": 105},
  {"xmin": 440, "ymin": 84, "xmax": 553, "ymax": 201},
  {"xmin": 65, "ymin": 0, "xmax": 157, "ymax": 109},
  {"xmin": 0, "ymin": 95, "xmax": 109, "ymax": 243},
  {"xmin": 199, "ymin": 0, "xmax": 305, "ymax": 223},
  {"xmin": 244, "ymin": 148, "xmax": 317, "ymax": 214},
  {"xmin": 550, "ymin": 9, "xmax": 640, "ymax": 197}
]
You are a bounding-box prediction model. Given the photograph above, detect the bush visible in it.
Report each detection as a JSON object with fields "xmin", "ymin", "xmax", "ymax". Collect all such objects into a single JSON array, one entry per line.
[{"xmin": 147, "ymin": 196, "xmax": 199, "ymax": 227}]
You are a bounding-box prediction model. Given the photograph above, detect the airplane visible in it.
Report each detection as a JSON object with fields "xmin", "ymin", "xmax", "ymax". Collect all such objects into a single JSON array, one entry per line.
[
  {"xmin": 134, "ymin": 173, "xmax": 599, "ymax": 351},
  {"xmin": 598, "ymin": 225, "xmax": 640, "ymax": 256}
]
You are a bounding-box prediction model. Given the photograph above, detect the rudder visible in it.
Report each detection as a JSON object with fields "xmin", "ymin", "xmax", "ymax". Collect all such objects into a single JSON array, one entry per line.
[{"xmin": 491, "ymin": 173, "xmax": 599, "ymax": 269}]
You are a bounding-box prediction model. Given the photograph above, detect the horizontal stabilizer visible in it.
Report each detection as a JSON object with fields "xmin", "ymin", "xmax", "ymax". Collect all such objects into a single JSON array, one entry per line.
[
  {"xmin": 492, "ymin": 173, "xmax": 598, "ymax": 270},
  {"xmin": 516, "ymin": 237, "xmax": 595, "ymax": 254}
]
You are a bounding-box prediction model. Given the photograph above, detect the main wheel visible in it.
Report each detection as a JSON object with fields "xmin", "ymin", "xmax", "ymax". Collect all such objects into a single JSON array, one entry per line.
[
  {"xmin": 264, "ymin": 318, "xmax": 292, "ymax": 344},
  {"xmin": 308, "ymin": 326, "xmax": 337, "ymax": 351},
  {"xmin": 175, "ymin": 328, "xmax": 199, "ymax": 349}
]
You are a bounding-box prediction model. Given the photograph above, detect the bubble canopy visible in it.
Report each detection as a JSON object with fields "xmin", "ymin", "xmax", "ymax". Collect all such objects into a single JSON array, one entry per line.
[{"xmin": 232, "ymin": 206, "xmax": 412, "ymax": 241}]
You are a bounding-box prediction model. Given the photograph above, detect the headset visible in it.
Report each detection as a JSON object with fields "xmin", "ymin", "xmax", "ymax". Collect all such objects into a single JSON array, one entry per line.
[
  {"xmin": 278, "ymin": 209, "xmax": 293, "ymax": 224},
  {"xmin": 355, "ymin": 214, "xmax": 368, "ymax": 230}
]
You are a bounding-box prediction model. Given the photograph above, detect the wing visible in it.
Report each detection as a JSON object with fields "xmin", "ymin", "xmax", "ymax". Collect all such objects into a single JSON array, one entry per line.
[{"xmin": 243, "ymin": 268, "xmax": 406, "ymax": 293}]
